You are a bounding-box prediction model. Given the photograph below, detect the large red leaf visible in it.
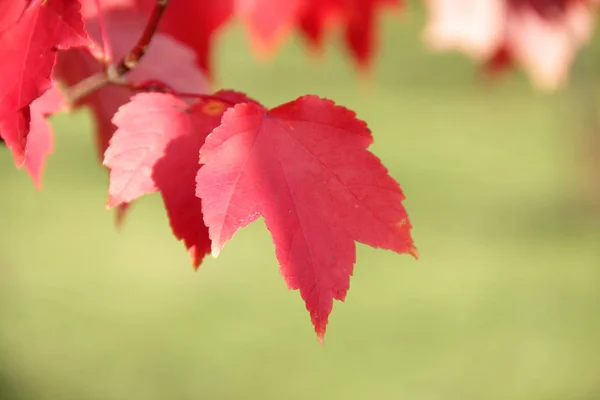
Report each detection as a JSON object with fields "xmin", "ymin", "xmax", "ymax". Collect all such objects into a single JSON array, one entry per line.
[
  {"xmin": 104, "ymin": 90, "xmax": 253, "ymax": 268},
  {"xmin": 0, "ymin": 0, "xmax": 89, "ymax": 113},
  {"xmin": 196, "ymin": 95, "xmax": 416, "ymax": 341}
]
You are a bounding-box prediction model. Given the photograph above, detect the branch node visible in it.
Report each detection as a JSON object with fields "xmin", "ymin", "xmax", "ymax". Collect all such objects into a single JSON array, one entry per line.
[{"xmin": 64, "ymin": 0, "xmax": 170, "ymax": 104}]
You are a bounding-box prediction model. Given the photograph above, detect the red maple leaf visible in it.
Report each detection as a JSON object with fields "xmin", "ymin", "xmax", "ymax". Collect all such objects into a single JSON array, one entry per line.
[
  {"xmin": 196, "ymin": 95, "xmax": 417, "ymax": 341},
  {"xmin": 0, "ymin": 0, "xmax": 90, "ymax": 113},
  {"xmin": 0, "ymin": 85, "xmax": 65, "ymax": 187},
  {"xmin": 104, "ymin": 90, "xmax": 254, "ymax": 268}
]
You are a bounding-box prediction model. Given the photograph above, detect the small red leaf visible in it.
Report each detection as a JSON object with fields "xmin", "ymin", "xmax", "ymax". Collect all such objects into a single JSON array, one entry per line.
[
  {"xmin": 0, "ymin": 86, "xmax": 64, "ymax": 187},
  {"xmin": 196, "ymin": 95, "xmax": 416, "ymax": 341},
  {"xmin": 104, "ymin": 91, "xmax": 252, "ymax": 268}
]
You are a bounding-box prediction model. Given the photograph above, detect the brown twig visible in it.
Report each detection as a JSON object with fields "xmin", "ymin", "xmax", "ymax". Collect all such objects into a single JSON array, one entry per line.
[
  {"xmin": 63, "ymin": 0, "xmax": 170, "ymax": 105},
  {"xmin": 63, "ymin": 72, "xmax": 112, "ymax": 105},
  {"xmin": 113, "ymin": 0, "xmax": 169, "ymax": 76}
]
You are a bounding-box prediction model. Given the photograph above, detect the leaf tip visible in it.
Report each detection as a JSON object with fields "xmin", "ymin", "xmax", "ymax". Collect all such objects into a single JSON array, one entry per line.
[
  {"xmin": 30, "ymin": 173, "xmax": 43, "ymax": 192},
  {"xmin": 105, "ymin": 196, "xmax": 117, "ymax": 209},
  {"xmin": 211, "ymin": 245, "xmax": 221, "ymax": 259},
  {"xmin": 189, "ymin": 247, "xmax": 206, "ymax": 270},
  {"xmin": 315, "ymin": 325, "xmax": 326, "ymax": 344},
  {"xmin": 409, "ymin": 246, "xmax": 419, "ymax": 260}
]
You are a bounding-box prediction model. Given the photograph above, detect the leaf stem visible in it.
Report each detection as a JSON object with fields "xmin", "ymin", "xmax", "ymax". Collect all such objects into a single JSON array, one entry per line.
[
  {"xmin": 175, "ymin": 92, "xmax": 240, "ymax": 107},
  {"xmin": 127, "ymin": 79, "xmax": 176, "ymax": 94},
  {"xmin": 123, "ymin": 82, "xmax": 241, "ymax": 107}
]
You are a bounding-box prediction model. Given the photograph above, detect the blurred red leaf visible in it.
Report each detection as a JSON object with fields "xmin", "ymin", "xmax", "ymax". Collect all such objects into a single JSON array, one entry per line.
[
  {"xmin": 344, "ymin": 0, "xmax": 402, "ymax": 69},
  {"xmin": 298, "ymin": 0, "xmax": 344, "ymax": 50},
  {"xmin": 238, "ymin": 0, "xmax": 304, "ymax": 54},
  {"xmin": 298, "ymin": 0, "xmax": 402, "ymax": 68},
  {"xmin": 423, "ymin": 0, "xmax": 598, "ymax": 90}
]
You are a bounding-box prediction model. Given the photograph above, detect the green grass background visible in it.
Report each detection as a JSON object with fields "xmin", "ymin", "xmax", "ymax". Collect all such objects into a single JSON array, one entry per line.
[{"xmin": 1, "ymin": 6, "xmax": 600, "ymax": 400}]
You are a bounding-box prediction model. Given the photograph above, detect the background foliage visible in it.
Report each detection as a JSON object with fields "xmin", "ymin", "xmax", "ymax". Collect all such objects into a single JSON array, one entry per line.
[{"xmin": 1, "ymin": 5, "xmax": 600, "ymax": 400}]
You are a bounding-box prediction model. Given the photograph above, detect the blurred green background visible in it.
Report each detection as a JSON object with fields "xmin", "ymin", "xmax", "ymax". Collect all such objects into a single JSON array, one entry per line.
[{"xmin": 1, "ymin": 6, "xmax": 600, "ymax": 400}]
